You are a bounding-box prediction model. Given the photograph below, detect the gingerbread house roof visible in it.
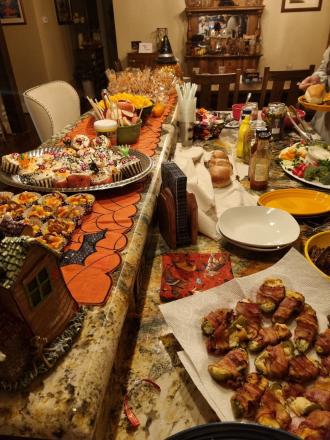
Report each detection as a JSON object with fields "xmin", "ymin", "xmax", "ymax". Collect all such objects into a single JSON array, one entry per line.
[{"xmin": 0, "ymin": 236, "xmax": 58, "ymax": 290}]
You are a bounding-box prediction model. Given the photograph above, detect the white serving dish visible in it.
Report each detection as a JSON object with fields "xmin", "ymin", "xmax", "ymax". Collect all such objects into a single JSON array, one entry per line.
[{"xmin": 217, "ymin": 206, "xmax": 300, "ymax": 248}]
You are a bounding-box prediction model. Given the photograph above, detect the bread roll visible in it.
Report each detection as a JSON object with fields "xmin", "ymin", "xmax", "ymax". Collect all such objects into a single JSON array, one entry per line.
[
  {"xmin": 212, "ymin": 150, "xmax": 228, "ymax": 159},
  {"xmin": 209, "ymin": 165, "xmax": 232, "ymax": 188},
  {"xmin": 209, "ymin": 158, "xmax": 231, "ymax": 167},
  {"xmin": 305, "ymin": 84, "xmax": 326, "ymax": 104}
]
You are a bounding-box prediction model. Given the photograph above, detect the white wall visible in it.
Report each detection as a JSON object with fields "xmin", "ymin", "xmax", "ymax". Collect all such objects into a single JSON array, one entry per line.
[
  {"xmin": 113, "ymin": 0, "xmax": 187, "ymax": 67},
  {"xmin": 113, "ymin": 0, "xmax": 330, "ymax": 72},
  {"xmin": 3, "ymin": 0, "xmax": 74, "ymax": 96},
  {"xmin": 261, "ymin": 0, "xmax": 330, "ymax": 71}
]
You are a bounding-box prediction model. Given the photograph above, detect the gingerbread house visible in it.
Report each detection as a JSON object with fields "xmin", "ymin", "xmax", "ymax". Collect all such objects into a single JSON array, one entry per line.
[{"xmin": 0, "ymin": 236, "xmax": 82, "ymax": 387}]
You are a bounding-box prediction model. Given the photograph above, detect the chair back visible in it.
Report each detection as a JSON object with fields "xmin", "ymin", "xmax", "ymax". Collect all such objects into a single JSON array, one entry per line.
[
  {"xmin": 23, "ymin": 80, "xmax": 80, "ymax": 143},
  {"xmin": 192, "ymin": 70, "xmax": 240, "ymax": 110},
  {"xmin": 259, "ymin": 65, "xmax": 315, "ymax": 108}
]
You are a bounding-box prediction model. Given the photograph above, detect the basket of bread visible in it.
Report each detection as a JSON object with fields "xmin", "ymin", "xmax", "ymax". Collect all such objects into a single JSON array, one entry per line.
[{"xmin": 298, "ymin": 84, "xmax": 330, "ymax": 112}]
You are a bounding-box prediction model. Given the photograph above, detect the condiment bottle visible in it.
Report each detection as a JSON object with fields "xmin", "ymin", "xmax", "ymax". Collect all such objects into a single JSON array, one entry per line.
[
  {"xmin": 265, "ymin": 102, "xmax": 286, "ymax": 141},
  {"xmin": 249, "ymin": 130, "xmax": 272, "ymax": 191},
  {"xmin": 236, "ymin": 108, "xmax": 252, "ymax": 159},
  {"xmin": 94, "ymin": 119, "xmax": 118, "ymax": 146},
  {"xmin": 248, "ymin": 125, "xmax": 267, "ymax": 177}
]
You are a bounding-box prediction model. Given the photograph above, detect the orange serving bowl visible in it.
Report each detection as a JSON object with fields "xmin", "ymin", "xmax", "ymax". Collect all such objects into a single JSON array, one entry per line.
[{"xmin": 304, "ymin": 230, "xmax": 330, "ymax": 280}]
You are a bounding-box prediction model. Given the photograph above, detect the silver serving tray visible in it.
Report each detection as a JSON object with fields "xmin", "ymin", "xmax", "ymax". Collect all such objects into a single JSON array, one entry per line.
[{"xmin": 0, "ymin": 147, "xmax": 154, "ymax": 193}]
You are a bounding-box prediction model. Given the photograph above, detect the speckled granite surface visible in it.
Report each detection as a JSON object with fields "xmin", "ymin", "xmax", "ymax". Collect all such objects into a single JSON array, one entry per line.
[
  {"xmin": 1, "ymin": 118, "xmax": 328, "ymax": 440},
  {"xmin": 102, "ymin": 134, "xmax": 329, "ymax": 440},
  {"xmin": 0, "ymin": 115, "xmax": 177, "ymax": 440}
]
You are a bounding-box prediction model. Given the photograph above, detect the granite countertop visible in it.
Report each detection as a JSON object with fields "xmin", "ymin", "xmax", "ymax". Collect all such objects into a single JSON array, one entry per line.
[
  {"xmin": 0, "ymin": 115, "xmax": 177, "ymax": 440},
  {"xmin": 102, "ymin": 134, "xmax": 329, "ymax": 439}
]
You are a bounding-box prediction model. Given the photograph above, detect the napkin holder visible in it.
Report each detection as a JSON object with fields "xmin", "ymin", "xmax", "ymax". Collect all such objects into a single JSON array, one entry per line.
[{"xmin": 158, "ymin": 187, "xmax": 197, "ymax": 249}]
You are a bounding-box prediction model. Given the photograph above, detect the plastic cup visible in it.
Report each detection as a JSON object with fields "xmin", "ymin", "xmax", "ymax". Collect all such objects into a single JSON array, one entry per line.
[{"xmin": 232, "ymin": 103, "xmax": 245, "ymax": 121}]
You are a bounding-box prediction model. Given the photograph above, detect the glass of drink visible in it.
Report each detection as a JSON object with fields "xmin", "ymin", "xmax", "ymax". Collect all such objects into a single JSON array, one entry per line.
[{"xmin": 243, "ymin": 102, "xmax": 258, "ymax": 121}]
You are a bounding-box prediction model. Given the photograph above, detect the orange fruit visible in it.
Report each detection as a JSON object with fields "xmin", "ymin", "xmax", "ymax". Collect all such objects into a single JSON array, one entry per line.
[{"xmin": 152, "ymin": 102, "xmax": 165, "ymax": 117}]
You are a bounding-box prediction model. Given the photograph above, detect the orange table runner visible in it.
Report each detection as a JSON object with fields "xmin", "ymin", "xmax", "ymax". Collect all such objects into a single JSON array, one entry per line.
[{"xmin": 60, "ymin": 95, "xmax": 176, "ymax": 305}]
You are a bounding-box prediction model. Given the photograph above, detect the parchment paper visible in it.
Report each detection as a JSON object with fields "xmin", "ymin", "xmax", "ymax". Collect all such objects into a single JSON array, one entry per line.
[{"xmin": 160, "ymin": 248, "xmax": 330, "ymax": 421}]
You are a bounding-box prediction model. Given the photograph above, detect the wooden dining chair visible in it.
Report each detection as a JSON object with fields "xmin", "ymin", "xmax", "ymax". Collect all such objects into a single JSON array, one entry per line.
[
  {"xmin": 259, "ymin": 64, "xmax": 315, "ymax": 108},
  {"xmin": 192, "ymin": 70, "xmax": 241, "ymax": 110}
]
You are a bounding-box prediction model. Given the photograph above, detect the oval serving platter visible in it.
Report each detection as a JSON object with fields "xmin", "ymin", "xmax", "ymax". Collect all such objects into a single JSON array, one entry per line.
[{"xmin": 0, "ymin": 147, "xmax": 154, "ymax": 193}]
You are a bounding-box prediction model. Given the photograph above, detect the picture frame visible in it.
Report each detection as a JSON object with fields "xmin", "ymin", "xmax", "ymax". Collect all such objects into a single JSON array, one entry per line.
[
  {"xmin": 54, "ymin": 0, "xmax": 72, "ymax": 25},
  {"xmin": 0, "ymin": 0, "xmax": 25, "ymax": 25},
  {"xmin": 281, "ymin": 0, "xmax": 323, "ymax": 12}
]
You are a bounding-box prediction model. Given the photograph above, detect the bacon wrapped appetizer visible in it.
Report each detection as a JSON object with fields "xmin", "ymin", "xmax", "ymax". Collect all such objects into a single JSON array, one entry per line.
[
  {"xmin": 282, "ymin": 382, "xmax": 319, "ymax": 416},
  {"xmin": 316, "ymin": 329, "xmax": 330, "ymax": 356},
  {"xmin": 201, "ymin": 308, "xmax": 233, "ymax": 336},
  {"xmin": 255, "ymin": 341, "xmax": 294, "ymax": 380},
  {"xmin": 305, "ymin": 377, "xmax": 330, "ymax": 411},
  {"xmin": 231, "ymin": 373, "xmax": 268, "ymax": 419},
  {"xmin": 228, "ymin": 315, "xmax": 249, "ymax": 349},
  {"xmin": 295, "ymin": 304, "xmax": 319, "ymax": 353},
  {"xmin": 206, "ymin": 320, "xmax": 231, "ymax": 355},
  {"xmin": 272, "ymin": 289, "xmax": 305, "ymax": 324},
  {"xmin": 256, "ymin": 278, "xmax": 286, "ymax": 314},
  {"xmin": 208, "ymin": 348, "xmax": 248, "ymax": 388},
  {"xmin": 292, "ymin": 409, "xmax": 330, "ymax": 440},
  {"xmin": 288, "ymin": 355, "xmax": 320, "ymax": 383},
  {"xmin": 248, "ymin": 323, "xmax": 291, "ymax": 353},
  {"xmin": 320, "ymin": 355, "xmax": 330, "ymax": 377},
  {"xmin": 235, "ymin": 300, "xmax": 261, "ymax": 340},
  {"xmin": 255, "ymin": 384, "xmax": 291, "ymax": 430}
]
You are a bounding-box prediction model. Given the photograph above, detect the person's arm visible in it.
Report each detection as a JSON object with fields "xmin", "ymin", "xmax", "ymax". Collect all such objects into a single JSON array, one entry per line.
[{"xmin": 299, "ymin": 46, "xmax": 330, "ymax": 90}]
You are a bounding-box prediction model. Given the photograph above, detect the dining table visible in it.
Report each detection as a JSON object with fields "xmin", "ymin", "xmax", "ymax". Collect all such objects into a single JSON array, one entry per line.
[{"xmin": 0, "ymin": 101, "xmax": 329, "ymax": 440}]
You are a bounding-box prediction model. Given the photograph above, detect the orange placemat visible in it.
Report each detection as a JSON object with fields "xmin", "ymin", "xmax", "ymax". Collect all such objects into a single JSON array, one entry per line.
[{"xmin": 60, "ymin": 95, "xmax": 176, "ymax": 305}]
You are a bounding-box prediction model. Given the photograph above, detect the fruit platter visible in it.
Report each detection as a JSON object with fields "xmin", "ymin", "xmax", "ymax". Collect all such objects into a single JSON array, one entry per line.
[
  {"xmin": 279, "ymin": 141, "xmax": 330, "ymax": 190},
  {"xmin": 0, "ymin": 142, "xmax": 153, "ymax": 193},
  {"xmin": 0, "ymin": 190, "xmax": 94, "ymax": 252}
]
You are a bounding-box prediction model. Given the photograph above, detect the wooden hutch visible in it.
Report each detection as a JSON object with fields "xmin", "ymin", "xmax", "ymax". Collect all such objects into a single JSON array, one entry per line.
[{"xmin": 184, "ymin": 0, "xmax": 264, "ymax": 75}]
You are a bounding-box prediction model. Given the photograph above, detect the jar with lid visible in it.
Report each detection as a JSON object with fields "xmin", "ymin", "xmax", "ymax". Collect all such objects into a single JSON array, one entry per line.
[
  {"xmin": 249, "ymin": 129, "xmax": 272, "ymax": 190},
  {"xmin": 263, "ymin": 102, "xmax": 286, "ymax": 141},
  {"xmin": 94, "ymin": 119, "xmax": 118, "ymax": 147}
]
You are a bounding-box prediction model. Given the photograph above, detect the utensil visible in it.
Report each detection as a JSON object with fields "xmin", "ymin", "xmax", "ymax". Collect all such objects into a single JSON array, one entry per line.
[
  {"xmin": 285, "ymin": 110, "xmax": 313, "ymax": 142},
  {"xmin": 245, "ymin": 92, "xmax": 252, "ymax": 105},
  {"xmin": 289, "ymin": 105, "xmax": 310, "ymax": 134},
  {"xmin": 258, "ymin": 188, "xmax": 330, "ymax": 216},
  {"xmin": 217, "ymin": 206, "xmax": 300, "ymax": 248}
]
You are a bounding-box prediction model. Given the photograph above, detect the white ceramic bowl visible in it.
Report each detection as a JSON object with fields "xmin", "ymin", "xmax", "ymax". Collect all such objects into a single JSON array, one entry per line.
[{"xmin": 217, "ymin": 206, "xmax": 300, "ymax": 248}]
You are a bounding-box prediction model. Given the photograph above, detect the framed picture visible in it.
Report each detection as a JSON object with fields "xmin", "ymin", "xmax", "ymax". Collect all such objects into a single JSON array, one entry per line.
[
  {"xmin": 281, "ymin": 0, "xmax": 323, "ymax": 12},
  {"xmin": 0, "ymin": 0, "xmax": 25, "ymax": 25},
  {"xmin": 54, "ymin": 0, "xmax": 72, "ymax": 25}
]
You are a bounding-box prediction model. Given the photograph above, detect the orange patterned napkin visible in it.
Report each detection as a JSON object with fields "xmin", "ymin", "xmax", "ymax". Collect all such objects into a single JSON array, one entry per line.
[{"xmin": 160, "ymin": 252, "xmax": 233, "ymax": 302}]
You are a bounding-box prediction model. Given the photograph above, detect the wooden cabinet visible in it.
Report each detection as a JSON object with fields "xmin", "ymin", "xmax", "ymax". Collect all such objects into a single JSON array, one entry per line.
[
  {"xmin": 184, "ymin": 3, "xmax": 264, "ymax": 75},
  {"xmin": 127, "ymin": 52, "xmax": 158, "ymax": 69}
]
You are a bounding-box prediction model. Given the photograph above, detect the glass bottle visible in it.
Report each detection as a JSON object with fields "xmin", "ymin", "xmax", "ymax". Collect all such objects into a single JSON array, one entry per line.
[
  {"xmin": 248, "ymin": 125, "xmax": 267, "ymax": 178},
  {"xmin": 236, "ymin": 109, "xmax": 252, "ymax": 159},
  {"xmin": 249, "ymin": 130, "xmax": 272, "ymax": 191}
]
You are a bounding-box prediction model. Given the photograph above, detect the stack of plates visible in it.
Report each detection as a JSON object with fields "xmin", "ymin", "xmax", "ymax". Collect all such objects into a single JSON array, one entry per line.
[{"xmin": 216, "ymin": 206, "xmax": 300, "ymax": 252}]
